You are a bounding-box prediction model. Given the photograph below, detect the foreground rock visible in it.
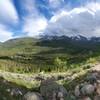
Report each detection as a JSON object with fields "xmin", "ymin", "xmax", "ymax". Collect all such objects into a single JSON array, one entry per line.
[
  {"xmin": 79, "ymin": 96, "xmax": 92, "ymax": 100},
  {"xmin": 74, "ymin": 71, "xmax": 100, "ymax": 100},
  {"xmin": 94, "ymin": 95, "xmax": 100, "ymax": 100},
  {"xmin": 10, "ymin": 88, "xmax": 23, "ymax": 96},
  {"xmin": 40, "ymin": 78, "xmax": 67, "ymax": 100},
  {"xmin": 81, "ymin": 84, "xmax": 95, "ymax": 95},
  {"xmin": 23, "ymin": 92, "xmax": 44, "ymax": 100}
]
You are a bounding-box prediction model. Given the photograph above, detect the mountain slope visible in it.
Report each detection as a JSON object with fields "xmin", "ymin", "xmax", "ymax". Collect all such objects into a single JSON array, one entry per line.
[{"xmin": 0, "ymin": 36, "xmax": 100, "ymax": 73}]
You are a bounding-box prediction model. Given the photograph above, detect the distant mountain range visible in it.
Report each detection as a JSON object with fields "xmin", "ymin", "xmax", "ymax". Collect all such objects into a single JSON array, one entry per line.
[
  {"xmin": 0, "ymin": 35, "xmax": 100, "ymax": 51},
  {"xmin": 40, "ymin": 35, "xmax": 100, "ymax": 42},
  {"xmin": 1, "ymin": 35, "xmax": 100, "ymax": 44}
]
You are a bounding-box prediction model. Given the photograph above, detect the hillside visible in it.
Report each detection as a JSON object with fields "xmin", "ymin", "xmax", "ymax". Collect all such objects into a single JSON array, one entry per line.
[
  {"xmin": 0, "ymin": 36, "xmax": 100, "ymax": 73},
  {"xmin": 0, "ymin": 36, "xmax": 100, "ymax": 100}
]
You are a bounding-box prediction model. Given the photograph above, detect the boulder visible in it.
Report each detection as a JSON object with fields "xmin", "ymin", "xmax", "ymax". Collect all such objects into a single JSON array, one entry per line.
[
  {"xmin": 81, "ymin": 84, "xmax": 95, "ymax": 95},
  {"xmin": 23, "ymin": 92, "xmax": 44, "ymax": 100},
  {"xmin": 40, "ymin": 78, "xmax": 67, "ymax": 100}
]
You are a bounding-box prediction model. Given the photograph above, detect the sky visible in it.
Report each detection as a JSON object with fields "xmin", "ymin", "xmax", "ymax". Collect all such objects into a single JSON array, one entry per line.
[{"xmin": 0, "ymin": 0, "xmax": 100, "ymax": 42}]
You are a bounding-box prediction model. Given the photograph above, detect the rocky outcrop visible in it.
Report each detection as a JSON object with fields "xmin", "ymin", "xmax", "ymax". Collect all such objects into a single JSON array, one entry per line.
[
  {"xmin": 3, "ymin": 70, "xmax": 100, "ymax": 100},
  {"xmin": 23, "ymin": 71, "xmax": 100, "ymax": 100},
  {"xmin": 74, "ymin": 71, "xmax": 100, "ymax": 100}
]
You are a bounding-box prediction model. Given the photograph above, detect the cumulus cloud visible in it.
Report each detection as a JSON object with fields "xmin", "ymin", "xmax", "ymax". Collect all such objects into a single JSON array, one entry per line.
[
  {"xmin": 22, "ymin": 0, "xmax": 47, "ymax": 37},
  {"xmin": 1, "ymin": 0, "xmax": 100, "ymax": 42},
  {"xmin": 0, "ymin": 0, "xmax": 18, "ymax": 42},
  {"xmin": 44, "ymin": 2, "xmax": 100, "ymax": 37},
  {"xmin": 23, "ymin": 16, "xmax": 47, "ymax": 37},
  {"xmin": 0, "ymin": 24, "xmax": 13, "ymax": 42},
  {"xmin": 0, "ymin": 0, "xmax": 18, "ymax": 24}
]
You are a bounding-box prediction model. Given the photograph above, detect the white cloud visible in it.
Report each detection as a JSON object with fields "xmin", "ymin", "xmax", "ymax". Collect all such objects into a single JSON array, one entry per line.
[
  {"xmin": 49, "ymin": 0, "xmax": 64, "ymax": 9},
  {"xmin": 0, "ymin": 24, "xmax": 13, "ymax": 42},
  {"xmin": 44, "ymin": 2, "xmax": 100, "ymax": 37},
  {"xmin": 0, "ymin": 0, "xmax": 18, "ymax": 24},
  {"xmin": 86, "ymin": 2, "xmax": 100, "ymax": 12},
  {"xmin": 23, "ymin": 16, "xmax": 47, "ymax": 37},
  {"xmin": 22, "ymin": 0, "xmax": 47, "ymax": 37}
]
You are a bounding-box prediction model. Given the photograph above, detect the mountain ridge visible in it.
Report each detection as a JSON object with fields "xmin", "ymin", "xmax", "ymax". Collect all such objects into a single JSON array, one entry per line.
[{"xmin": 1, "ymin": 35, "xmax": 100, "ymax": 44}]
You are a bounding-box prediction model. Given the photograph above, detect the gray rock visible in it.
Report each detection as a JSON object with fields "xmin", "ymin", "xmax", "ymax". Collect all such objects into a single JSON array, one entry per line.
[
  {"xmin": 74, "ymin": 85, "xmax": 80, "ymax": 97},
  {"xmin": 97, "ymin": 80, "xmax": 100, "ymax": 84},
  {"xmin": 86, "ymin": 73, "xmax": 97, "ymax": 83},
  {"xmin": 58, "ymin": 92, "xmax": 63, "ymax": 98},
  {"xmin": 10, "ymin": 88, "xmax": 22, "ymax": 96},
  {"xmin": 40, "ymin": 78, "xmax": 67, "ymax": 100},
  {"xmin": 23, "ymin": 92, "xmax": 44, "ymax": 100},
  {"xmin": 59, "ymin": 85, "xmax": 68, "ymax": 96},
  {"xmin": 96, "ymin": 83, "xmax": 100, "ymax": 95},
  {"xmin": 94, "ymin": 95, "xmax": 100, "ymax": 100},
  {"xmin": 79, "ymin": 96, "xmax": 91, "ymax": 100},
  {"xmin": 81, "ymin": 84, "xmax": 95, "ymax": 95}
]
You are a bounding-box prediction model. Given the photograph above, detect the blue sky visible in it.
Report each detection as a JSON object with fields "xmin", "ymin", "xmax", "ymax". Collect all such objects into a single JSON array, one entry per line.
[{"xmin": 0, "ymin": 0, "xmax": 99, "ymax": 42}]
